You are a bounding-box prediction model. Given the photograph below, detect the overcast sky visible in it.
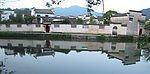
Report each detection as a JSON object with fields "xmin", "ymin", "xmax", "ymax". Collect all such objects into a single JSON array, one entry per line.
[{"xmin": 0, "ymin": 0, "xmax": 150, "ymax": 13}]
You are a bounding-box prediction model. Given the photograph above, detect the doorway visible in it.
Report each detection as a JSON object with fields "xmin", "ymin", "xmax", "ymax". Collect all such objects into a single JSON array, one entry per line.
[
  {"xmin": 112, "ymin": 26, "xmax": 118, "ymax": 35},
  {"xmin": 45, "ymin": 24, "xmax": 50, "ymax": 32},
  {"xmin": 139, "ymin": 29, "xmax": 142, "ymax": 35}
]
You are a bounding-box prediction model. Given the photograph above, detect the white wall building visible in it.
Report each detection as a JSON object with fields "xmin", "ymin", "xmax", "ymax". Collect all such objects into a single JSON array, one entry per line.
[
  {"xmin": 0, "ymin": 24, "xmax": 44, "ymax": 32},
  {"xmin": 0, "ymin": 10, "xmax": 16, "ymax": 21},
  {"xmin": 110, "ymin": 10, "xmax": 146, "ymax": 35},
  {"xmin": 0, "ymin": 23, "xmax": 127, "ymax": 35},
  {"xmin": 31, "ymin": 7, "xmax": 54, "ymax": 17},
  {"xmin": 50, "ymin": 24, "xmax": 127, "ymax": 35},
  {"xmin": 0, "ymin": 10, "xmax": 146, "ymax": 36}
]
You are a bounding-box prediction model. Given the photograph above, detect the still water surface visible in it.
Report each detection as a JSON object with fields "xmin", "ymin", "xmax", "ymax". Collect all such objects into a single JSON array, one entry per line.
[{"xmin": 0, "ymin": 39, "xmax": 150, "ymax": 74}]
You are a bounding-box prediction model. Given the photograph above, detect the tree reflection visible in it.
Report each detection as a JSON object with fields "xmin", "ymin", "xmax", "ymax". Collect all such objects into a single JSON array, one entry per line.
[
  {"xmin": 142, "ymin": 49, "xmax": 150, "ymax": 62},
  {"xmin": 0, "ymin": 60, "xmax": 16, "ymax": 74}
]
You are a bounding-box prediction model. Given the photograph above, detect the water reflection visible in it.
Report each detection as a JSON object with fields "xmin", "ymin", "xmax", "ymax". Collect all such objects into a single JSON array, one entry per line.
[
  {"xmin": 0, "ymin": 58, "xmax": 16, "ymax": 74},
  {"xmin": 0, "ymin": 39, "xmax": 143, "ymax": 66}
]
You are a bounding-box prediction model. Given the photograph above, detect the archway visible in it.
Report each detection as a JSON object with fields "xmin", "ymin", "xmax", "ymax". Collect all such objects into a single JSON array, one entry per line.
[{"xmin": 112, "ymin": 26, "xmax": 118, "ymax": 35}]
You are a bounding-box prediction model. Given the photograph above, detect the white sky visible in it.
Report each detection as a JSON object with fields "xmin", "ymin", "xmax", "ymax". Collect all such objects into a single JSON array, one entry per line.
[{"xmin": 0, "ymin": 0, "xmax": 150, "ymax": 13}]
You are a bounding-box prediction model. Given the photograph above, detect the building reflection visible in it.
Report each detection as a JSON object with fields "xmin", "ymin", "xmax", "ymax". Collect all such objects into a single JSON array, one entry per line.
[{"xmin": 0, "ymin": 39, "xmax": 142, "ymax": 65}]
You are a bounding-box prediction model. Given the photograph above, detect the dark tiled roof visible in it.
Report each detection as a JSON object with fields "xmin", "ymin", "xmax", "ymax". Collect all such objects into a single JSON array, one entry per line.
[
  {"xmin": 97, "ymin": 16, "xmax": 103, "ymax": 21},
  {"xmin": 42, "ymin": 17, "xmax": 77, "ymax": 24},
  {"xmin": 142, "ymin": 14, "xmax": 146, "ymax": 16},
  {"xmin": 35, "ymin": 9, "xmax": 54, "ymax": 14},
  {"xmin": 129, "ymin": 10, "xmax": 142, "ymax": 13},
  {"xmin": 110, "ymin": 22, "xmax": 122, "ymax": 24},
  {"xmin": 111, "ymin": 13, "xmax": 127, "ymax": 17},
  {"xmin": 0, "ymin": 9, "xmax": 13, "ymax": 11},
  {"xmin": 68, "ymin": 18, "xmax": 76, "ymax": 24}
]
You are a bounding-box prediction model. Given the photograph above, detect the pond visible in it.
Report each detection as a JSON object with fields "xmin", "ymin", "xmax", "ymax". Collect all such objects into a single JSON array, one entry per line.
[{"xmin": 0, "ymin": 39, "xmax": 150, "ymax": 74}]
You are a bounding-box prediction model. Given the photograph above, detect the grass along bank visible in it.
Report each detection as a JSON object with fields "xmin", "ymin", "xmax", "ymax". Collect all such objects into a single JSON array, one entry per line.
[{"xmin": 0, "ymin": 32, "xmax": 148, "ymax": 42}]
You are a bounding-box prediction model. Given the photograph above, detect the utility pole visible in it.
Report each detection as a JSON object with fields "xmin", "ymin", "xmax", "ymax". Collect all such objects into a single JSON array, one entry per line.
[{"xmin": 102, "ymin": 0, "xmax": 104, "ymax": 13}]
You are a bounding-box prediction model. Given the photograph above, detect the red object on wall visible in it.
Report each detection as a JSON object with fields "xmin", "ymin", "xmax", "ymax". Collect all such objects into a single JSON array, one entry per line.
[
  {"xmin": 49, "ymin": 25, "xmax": 50, "ymax": 32},
  {"xmin": 43, "ymin": 25, "xmax": 46, "ymax": 31}
]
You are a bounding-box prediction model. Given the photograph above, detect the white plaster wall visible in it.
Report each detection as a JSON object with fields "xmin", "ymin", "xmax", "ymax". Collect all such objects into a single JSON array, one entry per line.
[
  {"xmin": 50, "ymin": 40, "xmax": 104, "ymax": 50},
  {"xmin": 31, "ymin": 8, "xmax": 35, "ymax": 16},
  {"xmin": 0, "ymin": 39, "xmax": 46, "ymax": 48},
  {"xmin": 50, "ymin": 24, "xmax": 127, "ymax": 35},
  {"xmin": 0, "ymin": 24, "xmax": 44, "ymax": 32},
  {"xmin": 110, "ymin": 16, "xmax": 128, "ymax": 24},
  {"xmin": 50, "ymin": 24, "xmax": 87, "ymax": 33},
  {"xmin": 0, "ymin": 39, "xmax": 135, "ymax": 53},
  {"xmin": 50, "ymin": 40, "xmax": 127, "ymax": 53},
  {"xmin": 1, "ymin": 11, "xmax": 16, "ymax": 21},
  {"xmin": 108, "ymin": 24, "xmax": 127, "ymax": 35},
  {"xmin": 0, "ymin": 24, "xmax": 127, "ymax": 35},
  {"xmin": 102, "ymin": 43, "xmax": 126, "ymax": 53}
]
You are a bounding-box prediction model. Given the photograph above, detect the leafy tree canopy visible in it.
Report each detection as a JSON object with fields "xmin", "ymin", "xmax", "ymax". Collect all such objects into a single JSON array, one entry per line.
[
  {"xmin": 145, "ymin": 19, "xmax": 150, "ymax": 30},
  {"xmin": 102, "ymin": 10, "xmax": 117, "ymax": 24},
  {"xmin": 102, "ymin": 10, "xmax": 117, "ymax": 19},
  {"xmin": 61, "ymin": 18, "xmax": 71, "ymax": 24},
  {"xmin": 76, "ymin": 18, "xmax": 84, "ymax": 24},
  {"xmin": 89, "ymin": 16, "xmax": 97, "ymax": 24}
]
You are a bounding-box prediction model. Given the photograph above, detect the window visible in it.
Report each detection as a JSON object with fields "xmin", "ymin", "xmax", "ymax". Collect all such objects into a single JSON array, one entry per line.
[
  {"xmin": 71, "ymin": 25, "xmax": 76, "ymax": 28},
  {"xmin": 36, "ymin": 24, "xmax": 41, "ymax": 27},
  {"xmin": 45, "ymin": 15, "xmax": 49, "ymax": 17},
  {"xmin": 99, "ymin": 26, "xmax": 104, "ymax": 29},
  {"xmin": 71, "ymin": 46, "xmax": 76, "ymax": 49},
  {"xmin": 54, "ymin": 45, "xmax": 60, "ymax": 49},
  {"xmin": 54, "ymin": 24, "xmax": 59, "ymax": 28},
  {"xmin": 121, "ymin": 24, "xmax": 127, "ymax": 27},
  {"xmin": 6, "ymin": 24, "xmax": 10, "ymax": 28},
  {"xmin": 7, "ymin": 43, "xmax": 12, "ymax": 47},
  {"xmin": 82, "ymin": 46, "xmax": 88, "ymax": 49},
  {"xmin": 83, "ymin": 25, "xmax": 88, "ymax": 28},
  {"xmin": 17, "ymin": 24, "xmax": 22, "ymax": 27},
  {"xmin": 111, "ymin": 43, "xmax": 116, "ymax": 50},
  {"xmin": 18, "ymin": 44, "xmax": 23, "ymax": 47},
  {"xmin": 129, "ymin": 17, "xmax": 133, "ymax": 22},
  {"xmin": 99, "ymin": 47, "xmax": 103, "ymax": 50},
  {"xmin": 113, "ymin": 26, "xmax": 118, "ymax": 29},
  {"xmin": 37, "ymin": 15, "xmax": 40, "ymax": 17},
  {"xmin": 37, "ymin": 44, "xmax": 41, "ymax": 48}
]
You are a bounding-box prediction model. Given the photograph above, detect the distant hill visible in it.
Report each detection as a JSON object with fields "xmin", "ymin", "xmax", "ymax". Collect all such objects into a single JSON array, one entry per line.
[
  {"xmin": 54, "ymin": 5, "xmax": 103, "ymax": 16},
  {"xmin": 141, "ymin": 8, "xmax": 150, "ymax": 19}
]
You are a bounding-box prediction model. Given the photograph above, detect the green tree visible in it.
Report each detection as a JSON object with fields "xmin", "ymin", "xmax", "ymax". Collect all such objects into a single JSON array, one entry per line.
[
  {"xmin": 9, "ymin": 14, "xmax": 16, "ymax": 23},
  {"xmin": 24, "ymin": 16, "xmax": 36, "ymax": 24},
  {"xmin": 89, "ymin": 16, "xmax": 97, "ymax": 24},
  {"xmin": 15, "ymin": 14, "xmax": 24, "ymax": 23},
  {"xmin": 0, "ymin": 11, "xmax": 1, "ymax": 22},
  {"xmin": 62, "ymin": 18, "xmax": 71, "ymax": 24},
  {"xmin": 76, "ymin": 18, "xmax": 84, "ymax": 24},
  {"xmin": 145, "ymin": 19, "xmax": 150, "ymax": 30},
  {"xmin": 9, "ymin": 14, "xmax": 24, "ymax": 24},
  {"xmin": 102, "ymin": 10, "xmax": 117, "ymax": 24},
  {"xmin": 14, "ymin": 8, "xmax": 30, "ymax": 16}
]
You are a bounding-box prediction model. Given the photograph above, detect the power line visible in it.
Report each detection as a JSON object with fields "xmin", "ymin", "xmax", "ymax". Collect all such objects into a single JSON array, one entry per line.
[{"xmin": 0, "ymin": 0, "xmax": 19, "ymax": 6}]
